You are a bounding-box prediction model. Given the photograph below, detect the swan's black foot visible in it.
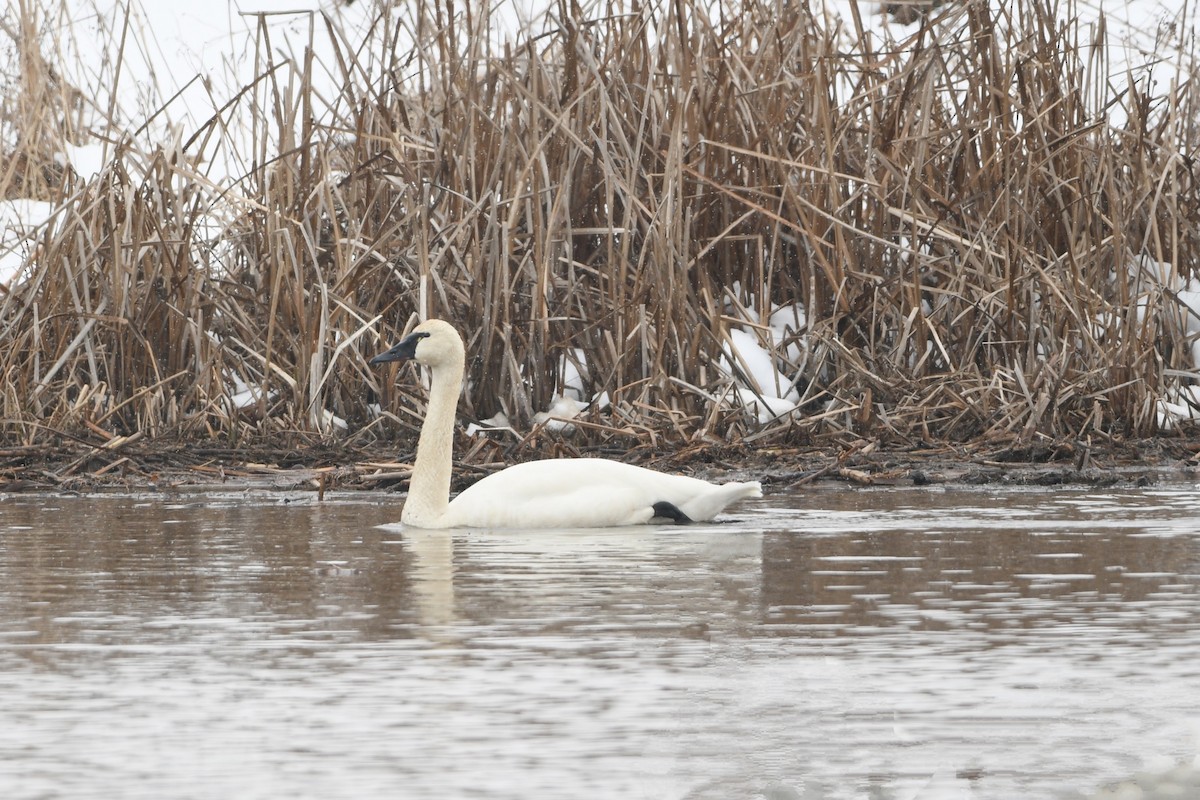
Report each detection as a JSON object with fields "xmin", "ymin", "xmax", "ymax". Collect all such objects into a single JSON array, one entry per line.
[{"xmin": 651, "ymin": 501, "xmax": 693, "ymax": 524}]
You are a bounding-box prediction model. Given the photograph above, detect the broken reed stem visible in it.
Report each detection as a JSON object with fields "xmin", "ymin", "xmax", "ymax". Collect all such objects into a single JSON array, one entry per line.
[{"xmin": 1, "ymin": 0, "xmax": 1198, "ymax": 453}]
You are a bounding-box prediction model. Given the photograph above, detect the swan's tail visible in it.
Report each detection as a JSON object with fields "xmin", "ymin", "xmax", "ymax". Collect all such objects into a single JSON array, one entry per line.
[{"xmin": 681, "ymin": 480, "xmax": 763, "ymax": 521}]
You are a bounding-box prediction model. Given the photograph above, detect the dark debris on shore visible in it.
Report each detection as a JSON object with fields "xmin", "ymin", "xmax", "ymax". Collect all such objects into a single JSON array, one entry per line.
[{"xmin": 2, "ymin": 433, "xmax": 1197, "ymax": 496}]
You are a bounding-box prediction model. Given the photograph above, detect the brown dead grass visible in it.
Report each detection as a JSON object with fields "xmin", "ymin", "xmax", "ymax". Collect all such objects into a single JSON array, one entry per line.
[{"xmin": 1, "ymin": 0, "xmax": 1199, "ymax": 457}]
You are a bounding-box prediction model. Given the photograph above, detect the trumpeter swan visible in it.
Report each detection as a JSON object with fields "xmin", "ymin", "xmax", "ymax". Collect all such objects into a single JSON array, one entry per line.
[{"xmin": 370, "ymin": 319, "xmax": 763, "ymax": 529}]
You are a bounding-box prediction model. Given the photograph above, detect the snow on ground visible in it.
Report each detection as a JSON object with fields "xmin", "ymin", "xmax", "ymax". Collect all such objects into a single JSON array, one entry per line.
[
  {"xmin": 721, "ymin": 319, "xmax": 803, "ymax": 424},
  {"xmin": 2, "ymin": 0, "xmax": 1198, "ymax": 427}
]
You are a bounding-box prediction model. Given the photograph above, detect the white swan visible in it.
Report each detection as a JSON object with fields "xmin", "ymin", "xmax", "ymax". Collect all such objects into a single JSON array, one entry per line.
[{"xmin": 370, "ymin": 319, "xmax": 763, "ymax": 529}]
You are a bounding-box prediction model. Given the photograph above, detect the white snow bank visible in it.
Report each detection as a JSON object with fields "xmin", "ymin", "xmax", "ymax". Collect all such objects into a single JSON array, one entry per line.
[
  {"xmin": 531, "ymin": 350, "xmax": 611, "ymax": 433},
  {"xmin": 719, "ymin": 290, "xmax": 809, "ymax": 424}
]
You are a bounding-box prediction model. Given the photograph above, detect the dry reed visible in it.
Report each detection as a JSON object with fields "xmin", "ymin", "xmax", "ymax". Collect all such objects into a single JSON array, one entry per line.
[{"xmin": 1, "ymin": 0, "xmax": 1198, "ymax": 459}]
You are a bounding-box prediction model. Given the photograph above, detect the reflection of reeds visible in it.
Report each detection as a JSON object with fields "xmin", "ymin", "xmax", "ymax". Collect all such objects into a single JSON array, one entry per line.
[{"xmin": 1, "ymin": 0, "xmax": 1198, "ymax": 453}]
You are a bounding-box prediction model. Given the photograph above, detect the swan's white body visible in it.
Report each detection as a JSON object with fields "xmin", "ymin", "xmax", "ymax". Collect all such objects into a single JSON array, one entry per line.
[{"xmin": 371, "ymin": 320, "xmax": 762, "ymax": 529}]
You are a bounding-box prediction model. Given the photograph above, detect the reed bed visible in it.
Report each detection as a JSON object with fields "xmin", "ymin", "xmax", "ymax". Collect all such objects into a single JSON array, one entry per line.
[{"xmin": 1, "ymin": 0, "xmax": 1198, "ymax": 459}]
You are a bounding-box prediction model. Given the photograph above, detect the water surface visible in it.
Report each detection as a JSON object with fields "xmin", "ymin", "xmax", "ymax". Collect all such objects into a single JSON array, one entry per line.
[{"xmin": 1, "ymin": 485, "xmax": 1198, "ymax": 799}]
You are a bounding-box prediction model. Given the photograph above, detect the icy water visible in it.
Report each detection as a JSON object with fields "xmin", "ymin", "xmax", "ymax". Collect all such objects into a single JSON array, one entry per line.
[{"xmin": 1, "ymin": 486, "xmax": 1198, "ymax": 800}]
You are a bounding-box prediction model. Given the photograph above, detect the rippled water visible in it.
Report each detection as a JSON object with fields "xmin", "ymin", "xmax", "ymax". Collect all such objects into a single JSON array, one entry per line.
[{"xmin": 1, "ymin": 485, "xmax": 1198, "ymax": 799}]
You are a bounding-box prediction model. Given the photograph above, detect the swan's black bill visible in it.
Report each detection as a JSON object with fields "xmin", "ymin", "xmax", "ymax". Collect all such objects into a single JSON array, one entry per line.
[{"xmin": 370, "ymin": 331, "xmax": 429, "ymax": 365}]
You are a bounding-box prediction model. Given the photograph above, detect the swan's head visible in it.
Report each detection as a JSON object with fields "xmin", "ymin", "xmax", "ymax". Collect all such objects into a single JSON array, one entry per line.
[{"xmin": 370, "ymin": 319, "xmax": 464, "ymax": 369}]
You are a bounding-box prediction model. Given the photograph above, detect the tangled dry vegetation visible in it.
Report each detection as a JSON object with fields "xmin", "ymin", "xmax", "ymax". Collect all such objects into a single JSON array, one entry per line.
[{"xmin": 2, "ymin": 0, "xmax": 1199, "ymax": 467}]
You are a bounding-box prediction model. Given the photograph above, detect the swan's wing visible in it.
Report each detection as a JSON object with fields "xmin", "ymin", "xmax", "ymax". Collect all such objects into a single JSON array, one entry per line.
[
  {"xmin": 446, "ymin": 479, "xmax": 656, "ymax": 528},
  {"xmin": 442, "ymin": 459, "xmax": 759, "ymax": 528}
]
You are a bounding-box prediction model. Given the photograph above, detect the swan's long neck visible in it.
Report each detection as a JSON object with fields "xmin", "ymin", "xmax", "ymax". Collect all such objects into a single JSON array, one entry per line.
[{"xmin": 402, "ymin": 357, "xmax": 464, "ymax": 527}]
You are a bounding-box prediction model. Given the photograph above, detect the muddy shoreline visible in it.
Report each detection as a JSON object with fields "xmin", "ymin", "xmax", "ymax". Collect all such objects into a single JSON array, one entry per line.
[{"xmin": 2, "ymin": 436, "xmax": 1198, "ymax": 495}]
